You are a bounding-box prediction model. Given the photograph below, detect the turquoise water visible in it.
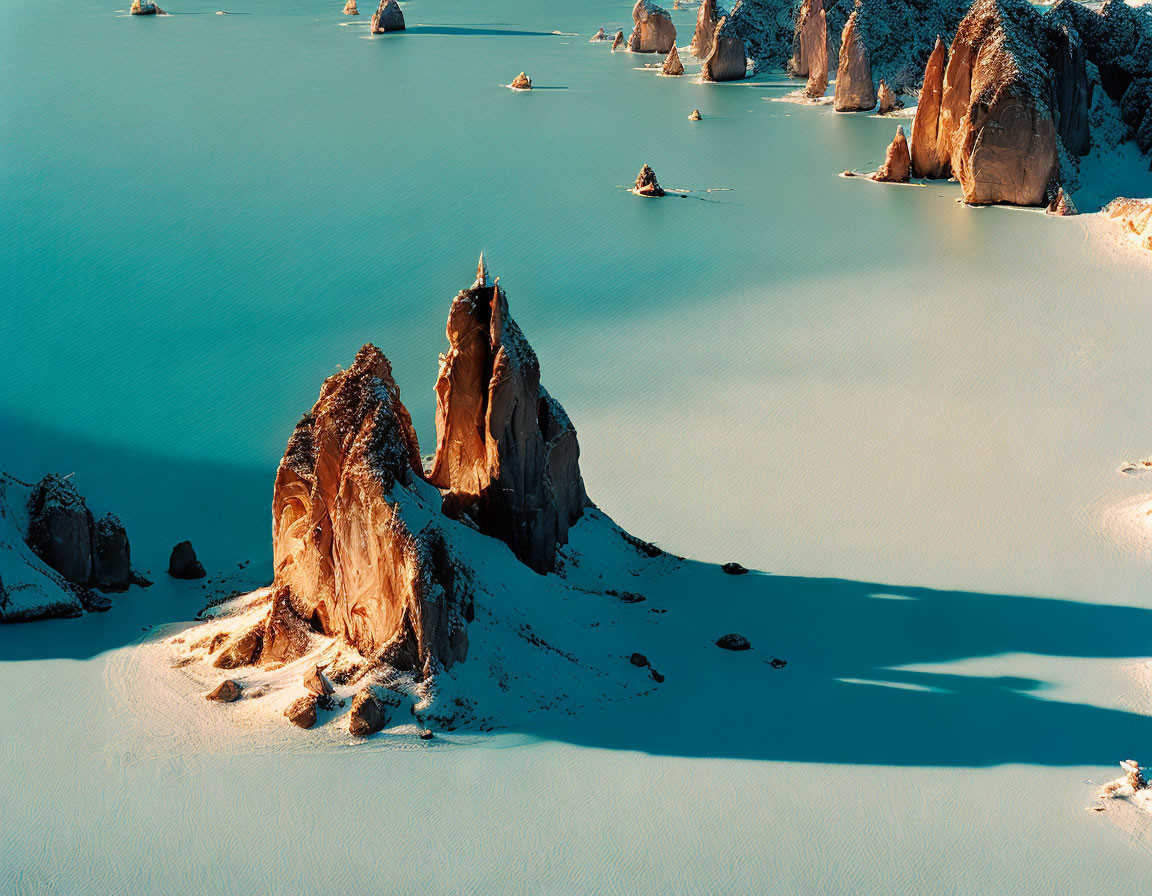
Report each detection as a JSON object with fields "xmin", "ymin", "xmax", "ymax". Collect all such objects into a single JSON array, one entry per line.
[{"xmin": 5, "ymin": 1, "xmax": 1152, "ymax": 891}]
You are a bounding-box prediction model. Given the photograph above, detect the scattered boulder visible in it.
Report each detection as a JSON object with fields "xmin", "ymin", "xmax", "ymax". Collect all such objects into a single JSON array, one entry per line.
[
  {"xmin": 369, "ymin": 0, "xmax": 404, "ymax": 33},
  {"xmin": 629, "ymin": 652, "xmax": 649, "ymax": 667},
  {"xmin": 510, "ymin": 72, "xmax": 532, "ymax": 90},
  {"xmin": 700, "ymin": 16, "xmax": 746, "ymax": 81},
  {"xmin": 662, "ymin": 45, "xmax": 685, "ymax": 76},
  {"xmin": 591, "ymin": 27, "xmax": 607, "ymax": 41},
  {"xmin": 1104, "ymin": 198, "xmax": 1152, "ymax": 250},
  {"xmin": 206, "ymin": 680, "xmax": 242, "ymax": 702},
  {"xmin": 716, "ymin": 633, "xmax": 752, "ymax": 650},
  {"xmin": 1046, "ymin": 187, "xmax": 1078, "ymax": 216},
  {"xmin": 285, "ymin": 694, "xmax": 318, "ymax": 729},
  {"xmin": 348, "ymin": 688, "xmax": 388, "ymax": 736},
  {"xmin": 871, "ymin": 125, "xmax": 911, "ymax": 182},
  {"xmin": 876, "ymin": 79, "xmax": 897, "ymax": 114},
  {"xmin": 834, "ymin": 11, "xmax": 876, "ymax": 111},
  {"xmin": 168, "ymin": 541, "xmax": 206, "ymax": 579},
  {"xmin": 632, "ymin": 164, "xmax": 665, "ymax": 197},
  {"xmin": 343, "ymin": 0, "xmax": 358, "ymax": 13},
  {"xmin": 910, "ymin": 36, "xmax": 949, "ymax": 178},
  {"xmin": 628, "ymin": 0, "xmax": 676, "ymax": 54},
  {"xmin": 689, "ymin": 108, "xmax": 702, "ymax": 120},
  {"xmin": 304, "ymin": 664, "xmax": 335, "ymax": 697},
  {"xmin": 691, "ymin": 0, "xmax": 722, "ymax": 58},
  {"xmin": 612, "ymin": 29, "xmax": 625, "ymax": 50},
  {"xmin": 721, "ymin": 562, "xmax": 748, "ymax": 575}
]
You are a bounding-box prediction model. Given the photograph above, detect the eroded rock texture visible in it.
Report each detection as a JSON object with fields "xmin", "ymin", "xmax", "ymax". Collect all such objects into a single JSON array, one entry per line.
[
  {"xmin": 270, "ymin": 344, "xmax": 470, "ymax": 671},
  {"xmin": 691, "ymin": 0, "xmax": 722, "ymax": 58},
  {"xmin": 663, "ymin": 45, "xmax": 685, "ymax": 76},
  {"xmin": 834, "ymin": 11, "xmax": 876, "ymax": 111},
  {"xmin": 370, "ymin": 0, "xmax": 404, "ymax": 33},
  {"xmin": 910, "ymin": 36, "xmax": 948, "ymax": 177},
  {"xmin": 700, "ymin": 16, "xmax": 746, "ymax": 82},
  {"xmin": 628, "ymin": 0, "xmax": 676, "ymax": 54},
  {"xmin": 428, "ymin": 258, "xmax": 589, "ymax": 574},
  {"xmin": 872, "ymin": 125, "xmax": 911, "ymax": 182},
  {"xmin": 791, "ymin": 0, "xmax": 827, "ymax": 96}
]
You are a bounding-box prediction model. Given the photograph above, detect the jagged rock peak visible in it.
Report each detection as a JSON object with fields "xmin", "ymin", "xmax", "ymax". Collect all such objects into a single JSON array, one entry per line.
[
  {"xmin": 789, "ymin": 0, "xmax": 825, "ymax": 81},
  {"xmin": 700, "ymin": 15, "xmax": 746, "ymax": 81},
  {"xmin": 633, "ymin": 164, "xmax": 665, "ymax": 197},
  {"xmin": 690, "ymin": 0, "xmax": 723, "ymax": 59},
  {"xmin": 428, "ymin": 259, "xmax": 589, "ymax": 574},
  {"xmin": 628, "ymin": 0, "xmax": 676, "ymax": 54},
  {"xmin": 663, "ymin": 45, "xmax": 685, "ymax": 76},
  {"xmin": 370, "ymin": 0, "xmax": 404, "ymax": 33},
  {"xmin": 834, "ymin": 10, "xmax": 876, "ymax": 112},
  {"xmin": 910, "ymin": 36, "xmax": 948, "ymax": 178},
  {"xmin": 872, "ymin": 125, "xmax": 911, "ymax": 182},
  {"xmin": 689, "ymin": 108, "xmax": 702, "ymax": 120}
]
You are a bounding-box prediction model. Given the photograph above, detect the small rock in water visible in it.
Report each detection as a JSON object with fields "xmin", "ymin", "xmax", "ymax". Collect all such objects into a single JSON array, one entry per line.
[
  {"xmin": 629, "ymin": 652, "xmax": 649, "ymax": 667},
  {"xmin": 206, "ymin": 679, "xmax": 242, "ymax": 702},
  {"xmin": 343, "ymin": 0, "xmax": 358, "ymax": 12},
  {"xmin": 716, "ymin": 633, "xmax": 751, "ymax": 651},
  {"xmin": 650, "ymin": 668, "xmax": 665, "ymax": 683},
  {"xmin": 871, "ymin": 126, "xmax": 911, "ymax": 183},
  {"xmin": 591, "ymin": 27, "xmax": 607, "ymax": 41},
  {"xmin": 611, "ymin": 29, "xmax": 625, "ymax": 50},
  {"xmin": 662, "ymin": 45, "xmax": 684, "ymax": 76},
  {"xmin": 369, "ymin": 0, "xmax": 404, "ymax": 33},
  {"xmin": 721, "ymin": 562, "xmax": 748, "ymax": 575},
  {"xmin": 769, "ymin": 657, "xmax": 788, "ymax": 669},
  {"xmin": 285, "ymin": 694, "xmax": 318, "ymax": 729},
  {"xmin": 689, "ymin": 109, "xmax": 702, "ymax": 120},
  {"xmin": 130, "ymin": 0, "xmax": 166, "ymax": 14},
  {"xmin": 510, "ymin": 72, "xmax": 532, "ymax": 90},
  {"xmin": 633, "ymin": 164, "xmax": 665, "ymax": 197},
  {"xmin": 168, "ymin": 541, "xmax": 206, "ymax": 579}
]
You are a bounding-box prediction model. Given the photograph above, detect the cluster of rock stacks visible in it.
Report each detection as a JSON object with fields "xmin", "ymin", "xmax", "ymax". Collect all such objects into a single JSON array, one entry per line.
[
  {"xmin": 834, "ymin": 10, "xmax": 876, "ymax": 111},
  {"xmin": 701, "ymin": 16, "xmax": 747, "ymax": 82},
  {"xmin": 627, "ymin": 0, "xmax": 676, "ymax": 54},
  {"xmin": 0, "ymin": 474, "xmax": 152, "ymax": 622},
  {"xmin": 369, "ymin": 0, "xmax": 403, "ymax": 33},
  {"xmin": 789, "ymin": 0, "xmax": 827, "ymax": 97},
  {"xmin": 907, "ymin": 0, "xmax": 1096, "ymax": 206},
  {"xmin": 199, "ymin": 258, "xmax": 589, "ymax": 680}
]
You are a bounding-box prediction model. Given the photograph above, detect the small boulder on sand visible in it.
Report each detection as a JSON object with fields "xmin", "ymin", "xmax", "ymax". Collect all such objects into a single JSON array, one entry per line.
[
  {"xmin": 348, "ymin": 688, "xmax": 389, "ymax": 736},
  {"xmin": 285, "ymin": 694, "xmax": 318, "ymax": 729},
  {"xmin": 721, "ymin": 562, "xmax": 748, "ymax": 575},
  {"xmin": 206, "ymin": 680, "xmax": 242, "ymax": 702},
  {"xmin": 304, "ymin": 664, "xmax": 335, "ymax": 697}
]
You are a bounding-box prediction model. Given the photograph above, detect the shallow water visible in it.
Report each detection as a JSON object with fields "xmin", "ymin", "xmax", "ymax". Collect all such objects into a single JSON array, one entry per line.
[{"xmin": 4, "ymin": 0, "xmax": 1152, "ymax": 890}]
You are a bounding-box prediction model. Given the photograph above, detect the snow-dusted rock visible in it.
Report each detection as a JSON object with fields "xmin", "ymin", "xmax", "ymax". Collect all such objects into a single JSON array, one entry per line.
[
  {"xmin": 689, "ymin": 108, "xmax": 702, "ymax": 120},
  {"xmin": 369, "ymin": 0, "xmax": 404, "ymax": 33},
  {"xmin": 628, "ymin": 0, "xmax": 676, "ymax": 54},
  {"xmin": 168, "ymin": 541, "xmax": 205, "ymax": 579},
  {"xmin": 871, "ymin": 125, "xmax": 911, "ymax": 182},
  {"xmin": 700, "ymin": 15, "xmax": 746, "ymax": 81},
  {"xmin": 632, "ymin": 164, "xmax": 665, "ymax": 197},
  {"xmin": 206, "ymin": 680, "xmax": 242, "ymax": 702},
  {"xmin": 429, "ymin": 257, "xmax": 590, "ymax": 574},
  {"xmin": 1104, "ymin": 198, "xmax": 1152, "ymax": 250},
  {"xmin": 691, "ymin": 0, "xmax": 722, "ymax": 58},
  {"xmin": 0, "ymin": 479, "xmax": 85, "ymax": 622},
  {"xmin": 662, "ymin": 45, "xmax": 685, "ymax": 76},
  {"xmin": 834, "ymin": 11, "xmax": 876, "ymax": 112},
  {"xmin": 910, "ymin": 36, "xmax": 948, "ymax": 178}
]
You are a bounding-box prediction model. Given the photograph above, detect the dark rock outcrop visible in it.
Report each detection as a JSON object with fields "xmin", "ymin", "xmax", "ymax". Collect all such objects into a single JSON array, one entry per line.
[
  {"xmin": 700, "ymin": 15, "xmax": 746, "ymax": 82},
  {"xmin": 662, "ymin": 45, "xmax": 685, "ymax": 76},
  {"xmin": 872, "ymin": 125, "xmax": 911, "ymax": 182},
  {"xmin": 629, "ymin": 652, "xmax": 649, "ymax": 667},
  {"xmin": 691, "ymin": 0, "xmax": 722, "ymax": 58},
  {"xmin": 168, "ymin": 541, "xmax": 206, "ymax": 579},
  {"xmin": 206, "ymin": 680, "xmax": 242, "ymax": 702},
  {"xmin": 632, "ymin": 164, "xmax": 665, "ymax": 197},
  {"xmin": 910, "ymin": 36, "xmax": 948, "ymax": 178},
  {"xmin": 716, "ymin": 633, "xmax": 752, "ymax": 650},
  {"xmin": 369, "ymin": 0, "xmax": 404, "ymax": 33},
  {"xmin": 628, "ymin": 0, "xmax": 676, "ymax": 54},
  {"xmin": 721, "ymin": 562, "xmax": 747, "ymax": 575},
  {"xmin": 834, "ymin": 11, "xmax": 876, "ymax": 111},
  {"xmin": 349, "ymin": 688, "xmax": 388, "ymax": 736},
  {"xmin": 428, "ymin": 257, "xmax": 590, "ymax": 574},
  {"xmin": 510, "ymin": 72, "xmax": 532, "ymax": 90}
]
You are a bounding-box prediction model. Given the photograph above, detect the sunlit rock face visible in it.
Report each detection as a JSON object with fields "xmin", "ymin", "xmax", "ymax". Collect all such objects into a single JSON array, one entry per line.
[
  {"xmin": 270, "ymin": 344, "xmax": 469, "ymax": 671},
  {"xmin": 791, "ymin": 0, "xmax": 827, "ymax": 96},
  {"xmin": 910, "ymin": 36, "xmax": 949, "ymax": 178},
  {"xmin": 700, "ymin": 15, "xmax": 746, "ymax": 81},
  {"xmin": 691, "ymin": 0, "xmax": 722, "ymax": 58},
  {"xmin": 628, "ymin": 0, "xmax": 676, "ymax": 53},
  {"xmin": 834, "ymin": 11, "xmax": 876, "ymax": 111},
  {"xmin": 369, "ymin": 0, "xmax": 404, "ymax": 33},
  {"xmin": 1105, "ymin": 198, "xmax": 1152, "ymax": 250},
  {"xmin": 663, "ymin": 45, "xmax": 685, "ymax": 75},
  {"xmin": 872, "ymin": 125, "xmax": 911, "ymax": 182},
  {"xmin": 428, "ymin": 259, "xmax": 589, "ymax": 575}
]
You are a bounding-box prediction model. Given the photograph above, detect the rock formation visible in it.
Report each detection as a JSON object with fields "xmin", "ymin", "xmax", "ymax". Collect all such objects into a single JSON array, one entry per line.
[
  {"xmin": 834, "ymin": 11, "xmax": 876, "ymax": 111},
  {"xmin": 1105, "ymin": 198, "xmax": 1152, "ymax": 250},
  {"xmin": 285, "ymin": 694, "xmax": 318, "ymax": 729},
  {"xmin": 627, "ymin": 0, "xmax": 676, "ymax": 54},
  {"xmin": 1045, "ymin": 187, "xmax": 1078, "ymax": 216},
  {"xmin": 510, "ymin": 72, "xmax": 532, "ymax": 90},
  {"xmin": 871, "ymin": 125, "xmax": 911, "ymax": 182},
  {"xmin": 428, "ymin": 257, "xmax": 590, "ymax": 574},
  {"xmin": 168, "ymin": 541, "xmax": 205, "ymax": 579},
  {"xmin": 206, "ymin": 680, "xmax": 241, "ymax": 702},
  {"xmin": 662, "ymin": 45, "xmax": 685, "ymax": 76},
  {"xmin": 789, "ymin": 0, "xmax": 824, "ymax": 79},
  {"xmin": 910, "ymin": 36, "xmax": 948, "ymax": 178},
  {"xmin": 343, "ymin": 0, "xmax": 358, "ymax": 14},
  {"xmin": 689, "ymin": 109, "xmax": 702, "ymax": 120},
  {"xmin": 632, "ymin": 164, "xmax": 665, "ymax": 197},
  {"xmin": 348, "ymin": 688, "xmax": 388, "ymax": 736},
  {"xmin": 716, "ymin": 632, "xmax": 752, "ymax": 650},
  {"xmin": 591, "ymin": 27, "xmax": 607, "ymax": 41},
  {"xmin": 130, "ymin": 0, "xmax": 166, "ymax": 14},
  {"xmin": 691, "ymin": 0, "xmax": 722, "ymax": 58},
  {"xmin": 876, "ymin": 79, "xmax": 897, "ymax": 113},
  {"xmin": 369, "ymin": 0, "xmax": 404, "ymax": 33},
  {"xmin": 700, "ymin": 16, "xmax": 746, "ymax": 81},
  {"xmin": 612, "ymin": 29, "xmax": 625, "ymax": 50}
]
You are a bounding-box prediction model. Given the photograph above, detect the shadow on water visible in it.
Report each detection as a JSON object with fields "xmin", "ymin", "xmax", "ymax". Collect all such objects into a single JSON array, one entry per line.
[{"xmin": 2, "ymin": 417, "xmax": 1151, "ymax": 767}]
